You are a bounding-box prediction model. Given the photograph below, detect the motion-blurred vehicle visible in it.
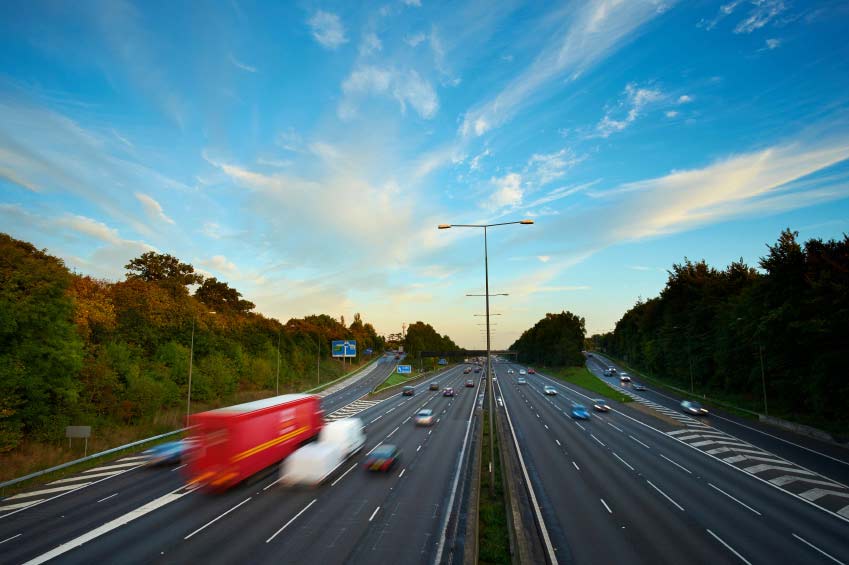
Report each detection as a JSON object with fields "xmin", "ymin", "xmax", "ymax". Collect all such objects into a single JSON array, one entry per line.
[
  {"xmin": 429, "ymin": 382, "xmax": 439, "ymax": 391},
  {"xmin": 443, "ymin": 387, "xmax": 455, "ymax": 397},
  {"xmin": 438, "ymin": 358, "xmax": 447, "ymax": 365},
  {"xmin": 143, "ymin": 439, "xmax": 195, "ymax": 466},
  {"xmin": 609, "ymin": 367, "xmax": 618, "ymax": 375},
  {"xmin": 507, "ymin": 369, "xmax": 515, "ymax": 374},
  {"xmin": 415, "ymin": 409, "xmax": 434, "ymax": 426},
  {"xmin": 186, "ymin": 394, "xmax": 323, "ymax": 490},
  {"xmin": 570, "ymin": 404, "xmax": 591, "ymax": 420},
  {"xmin": 474, "ymin": 367, "xmax": 481, "ymax": 373},
  {"xmin": 395, "ymin": 354, "xmax": 400, "ymax": 360},
  {"xmin": 528, "ymin": 368, "xmax": 536, "ymax": 374},
  {"xmin": 603, "ymin": 368, "xmax": 613, "ymax": 377},
  {"xmin": 517, "ymin": 377, "xmax": 527, "ymax": 385},
  {"xmin": 519, "ymin": 369, "xmax": 527, "ymax": 375},
  {"xmin": 681, "ymin": 400, "xmax": 709, "ymax": 415},
  {"xmin": 364, "ymin": 444, "xmax": 400, "ymax": 472},
  {"xmin": 619, "ymin": 373, "xmax": 632, "ymax": 383},
  {"xmin": 465, "ymin": 379, "xmax": 475, "ymax": 387},
  {"xmin": 280, "ymin": 418, "xmax": 367, "ymax": 487},
  {"xmin": 633, "ymin": 383, "xmax": 647, "ymax": 391},
  {"xmin": 463, "ymin": 367, "xmax": 472, "ymax": 374},
  {"xmin": 402, "ymin": 386, "xmax": 415, "ymax": 396},
  {"xmin": 592, "ymin": 399, "xmax": 610, "ymax": 412},
  {"xmin": 544, "ymin": 385, "xmax": 557, "ymax": 395}
]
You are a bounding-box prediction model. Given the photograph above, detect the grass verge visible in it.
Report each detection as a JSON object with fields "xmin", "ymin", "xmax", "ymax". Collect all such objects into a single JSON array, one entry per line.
[
  {"xmin": 546, "ymin": 366, "xmax": 633, "ymax": 403},
  {"xmin": 479, "ymin": 410, "xmax": 510, "ymax": 564}
]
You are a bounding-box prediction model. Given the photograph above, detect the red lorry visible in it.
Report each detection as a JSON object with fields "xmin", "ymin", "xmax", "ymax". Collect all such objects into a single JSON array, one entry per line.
[{"xmin": 186, "ymin": 394, "xmax": 323, "ymax": 490}]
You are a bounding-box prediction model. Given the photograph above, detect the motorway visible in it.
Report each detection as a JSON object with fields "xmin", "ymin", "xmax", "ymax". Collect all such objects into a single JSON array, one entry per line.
[
  {"xmin": 0, "ymin": 356, "xmax": 480, "ymax": 565},
  {"xmin": 586, "ymin": 353, "xmax": 849, "ymax": 487},
  {"xmin": 494, "ymin": 360, "xmax": 849, "ymax": 565}
]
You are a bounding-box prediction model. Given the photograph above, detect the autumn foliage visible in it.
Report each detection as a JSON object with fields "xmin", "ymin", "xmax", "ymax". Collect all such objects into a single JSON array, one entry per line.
[{"xmin": 0, "ymin": 234, "xmax": 384, "ymax": 452}]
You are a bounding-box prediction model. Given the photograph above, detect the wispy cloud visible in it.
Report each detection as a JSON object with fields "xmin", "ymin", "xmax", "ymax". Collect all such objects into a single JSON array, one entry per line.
[
  {"xmin": 405, "ymin": 32, "xmax": 427, "ymax": 47},
  {"xmin": 595, "ymin": 83, "xmax": 664, "ymax": 138},
  {"xmin": 487, "ymin": 172, "xmax": 524, "ymax": 210},
  {"xmin": 308, "ymin": 11, "xmax": 348, "ymax": 50},
  {"xmin": 699, "ymin": 0, "xmax": 788, "ymax": 34},
  {"xmin": 526, "ymin": 148, "xmax": 583, "ymax": 185},
  {"xmin": 135, "ymin": 192, "xmax": 175, "ymax": 224},
  {"xmin": 461, "ymin": 0, "xmax": 675, "ymax": 138},
  {"xmin": 339, "ymin": 66, "xmax": 438, "ymax": 119},
  {"xmin": 360, "ymin": 32, "xmax": 382, "ymax": 56},
  {"xmin": 229, "ymin": 53, "xmax": 257, "ymax": 73}
]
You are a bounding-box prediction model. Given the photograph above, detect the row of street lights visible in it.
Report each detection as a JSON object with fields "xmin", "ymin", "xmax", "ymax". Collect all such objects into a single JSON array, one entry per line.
[{"xmin": 438, "ymin": 219, "xmax": 534, "ymax": 493}]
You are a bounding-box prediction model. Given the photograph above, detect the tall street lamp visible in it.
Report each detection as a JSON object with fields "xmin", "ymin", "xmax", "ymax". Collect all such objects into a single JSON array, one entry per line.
[
  {"xmin": 439, "ymin": 219, "xmax": 534, "ymax": 493},
  {"xmin": 188, "ymin": 310, "xmax": 216, "ymax": 424}
]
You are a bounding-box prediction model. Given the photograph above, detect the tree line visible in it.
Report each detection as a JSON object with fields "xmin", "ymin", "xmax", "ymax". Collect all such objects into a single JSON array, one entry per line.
[
  {"xmin": 592, "ymin": 229, "xmax": 849, "ymax": 435},
  {"xmin": 0, "ymin": 234, "xmax": 385, "ymax": 452},
  {"xmin": 510, "ymin": 311, "xmax": 587, "ymax": 367},
  {"xmin": 402, "ymin": 321, "xmax": 462, "ymax": 369}
]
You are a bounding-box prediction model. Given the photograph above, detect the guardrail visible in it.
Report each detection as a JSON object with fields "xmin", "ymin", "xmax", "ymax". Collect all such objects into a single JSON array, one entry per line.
[
  {"xmin": 0, "ymin": 428, "xmax": 186, "ymax": 492},
  {"xmin": 2, "ymin": 358, "xmax": 383, "ymax": 492}
]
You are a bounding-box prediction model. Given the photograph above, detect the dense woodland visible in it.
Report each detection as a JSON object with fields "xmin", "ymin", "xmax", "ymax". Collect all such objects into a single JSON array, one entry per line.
[
  {"xmin": 400, "ymin": 321, "xmax": 462, "ymax": 369},
  {"xmin": 593, "ymin": 229, "xmax": 849, "ymax": 435},
  {"xmin": 510, "ymin": 311, "xmax": 587, "ymax": 367},
  {"xmin": 0, "ymin": 234, "xmax": 386, "ymax": 452}
]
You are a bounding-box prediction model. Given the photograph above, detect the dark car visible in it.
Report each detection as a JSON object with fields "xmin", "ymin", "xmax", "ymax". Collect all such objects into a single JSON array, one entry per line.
[
  {"xmin": 443, "ymin": 387, "xmax": 455, "ymax": 397},
  {"xmin": 429, "ymin": 382, "xmax": 439, "ymax": 391},
  {"xmin": 402, "ymin": 386, "xmax": 414, "ymax": 396},
  {"xmin": 465, "ymin": 379, "xmax": 475, "ymax": 387},
  {"xmin": 474, "ymin": 367, "xmax": 481, "ymax": 373},
  {"xmin": 633, "ymin": 383, "xmax": 646, "ymax": 391},
  {"xmin": 364, "ymin": 444, "xmax": 400, "ymax": 472}
]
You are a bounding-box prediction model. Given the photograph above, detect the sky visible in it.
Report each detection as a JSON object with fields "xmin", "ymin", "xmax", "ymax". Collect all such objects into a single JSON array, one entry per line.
[{"xmin": 2, "ymin": 0, "xmax": 849, "ymax": 350}]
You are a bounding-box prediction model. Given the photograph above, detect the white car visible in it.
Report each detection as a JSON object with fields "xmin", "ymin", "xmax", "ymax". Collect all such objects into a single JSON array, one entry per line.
[
  {"xmin": 619, "ymin": 373, "xmax": 631, "ymax": 383},
  {"xmin": 519, "ymin": 369, "xmax": 527, "ymax": 375},
  {"xmin": 415, "ymin": 409, "xmax": 434, "ymax": 426},
  {"xmin": 681, "ymin": 400, "xmax": 709, "ymax": 416},
  {"xmin": 543, "ymin": 386, "xmax": 557, "ymax": 396}
]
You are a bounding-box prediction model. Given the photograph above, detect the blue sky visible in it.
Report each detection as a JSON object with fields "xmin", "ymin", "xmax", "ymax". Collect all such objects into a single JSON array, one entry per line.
[{"xmin": 2, "ymin": 0, "xmax": 849, "ymax": 349}]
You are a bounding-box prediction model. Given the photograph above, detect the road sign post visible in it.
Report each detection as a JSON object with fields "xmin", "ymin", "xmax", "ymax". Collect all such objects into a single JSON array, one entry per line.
[{"xmin": 397, "ymin": 365, "xmax": 412, "ymax": 374}]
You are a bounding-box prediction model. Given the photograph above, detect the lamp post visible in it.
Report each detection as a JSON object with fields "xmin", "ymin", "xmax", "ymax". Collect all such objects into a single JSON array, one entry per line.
[
  {"xmin": 187, "ymin": 310, "xmax": 216, "ymax": 424},
  {"xmin": 439, "ymin": 219, "xmax": 533, "ymax": 493}
]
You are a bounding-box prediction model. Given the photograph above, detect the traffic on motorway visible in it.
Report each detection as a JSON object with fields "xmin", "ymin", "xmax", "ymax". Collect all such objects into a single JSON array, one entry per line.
[{"xmin": 0, "ymin": 356, "xmax": 483, "ymax": 564}]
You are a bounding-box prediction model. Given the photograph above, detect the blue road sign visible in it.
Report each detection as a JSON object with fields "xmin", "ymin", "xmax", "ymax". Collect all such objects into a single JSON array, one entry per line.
[
  {"xmin": 365, "ymin": 348, "xmax": 373, "ymax": 355},
  {"xmin": 332, "ymin": 340, "xmax": 357, "ymax": 358},
  {"xmin": 397, "ymin": 365, "xmax": 412, "ymax": 374}
]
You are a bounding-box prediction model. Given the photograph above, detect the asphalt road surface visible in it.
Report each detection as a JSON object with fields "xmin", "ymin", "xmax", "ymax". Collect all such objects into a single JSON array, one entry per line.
[
  {"xmin": 494, "ymin": 360, "xmax": 849, "ymax": 565},
  {"xmin": 0, "ymin": 356, "xmax": 480, "ymax": 565}
]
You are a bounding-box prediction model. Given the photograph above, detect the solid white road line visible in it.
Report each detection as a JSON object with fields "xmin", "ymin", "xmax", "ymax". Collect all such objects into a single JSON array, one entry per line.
[
  {"xmin": 707, "ymin": 483, "xmax": 761, "ymax": 516},
  {"xmin": 0, "ymin": 501, "xmax": 41, "ymax": 512},
  {"xmin": 403, "ymin": 417, "xmax": 411, "ymax": 424},
  {"xmin": 659, "ymin": 453, "xmax": 693, "ymax": 475},
  {"xmin": 600, "ymin": 499, "xmax": 612, "ymax": 514},
  {"xmin": 647, "ymin": 480, "xmax": 685, "ymax": 512},
  {"xmin": 613, "ymin": 452, "xmax": 635, "ymax": 471},
  {"xmin": 792, "ymin": 533, "xmax": 846, "ymax": 565},
  {"xmin": 365, "ymin": 442, "xmax": 383, "ymax": 456},
  {"xmin": 706, "ymin": 529, "xmax": 752, "ymax": 565},
  {"xmin": 331, "ymin": 463, "xmax": 358, "ymax": 487},
  {"xmin": 630, "ymin": 435, "xmax": 651, "ymax": 449},
  {"xmin": 83, "ymin": 461, "xmax": 143, "ymax": 472},
  {"xmin": 0, "ymin": 533, "xmax": 22, "ymax": 544},
  {"xmin": 184, "ymin": 497, "xmax": 252, "ymax": 540},
  {"xmin": 369, "ymin": 506, "xmax": 380, "ymax": 522},
  {"xmin": 499, "ymin": 379, "xmax": 559, "ymax": 565},
  {"xmin": 96, "ymin": 493, "xmax": 119, "ymax": 503},
  {"xmin": 48, "ymin": 472, "xmax": 120, "ymax": 485},
  {"xmin": 387, "ymin": 426, "xmax": 399, "ymax": 438},
  {"xmin": 266, "ymin": 499, "xmax": 317, "ymax": 543},
  {"xmin": 23, "ymin": 485, "xmax": 195, "ymax": 564},
  {"xmin": 172, "ymin": 463, "xmax": 187, "ymax": 472}
]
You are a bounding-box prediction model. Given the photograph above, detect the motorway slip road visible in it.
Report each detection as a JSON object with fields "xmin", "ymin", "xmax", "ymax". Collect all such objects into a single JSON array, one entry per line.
[
  {"xmin": 495, "ymin": 360, "xmax": 849, "ymax": 565},
  {"xmin": 0, "ymin": 358, "xmax": 479, "ymax": 565}
]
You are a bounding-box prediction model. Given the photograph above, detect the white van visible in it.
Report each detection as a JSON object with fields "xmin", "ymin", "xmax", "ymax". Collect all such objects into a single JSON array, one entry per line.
[
  {"xmin": 319, "ymin": 418, "xmax": 365, "ymax": 457},
  {"xmin": 279, "ymin": 418, "xmax": 365, "ymax": 486}
]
